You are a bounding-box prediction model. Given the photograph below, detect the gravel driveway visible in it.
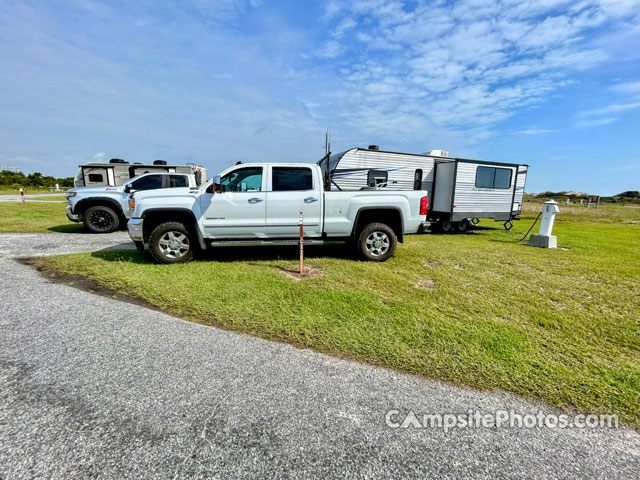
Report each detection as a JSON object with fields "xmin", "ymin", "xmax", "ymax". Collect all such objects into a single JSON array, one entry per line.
[{"xmin": 0, "ymin": 234, "xmax": 639, "ymax": 479}]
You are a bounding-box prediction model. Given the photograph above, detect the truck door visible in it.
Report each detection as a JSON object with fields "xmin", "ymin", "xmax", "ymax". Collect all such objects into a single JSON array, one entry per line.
[
  {"xmin": 199, "ymin": 166, "xmax": 267, "ymax": 238},
  {"xmin": 266, "ymin": 166, "xmax": 322, "ymax": 238}
]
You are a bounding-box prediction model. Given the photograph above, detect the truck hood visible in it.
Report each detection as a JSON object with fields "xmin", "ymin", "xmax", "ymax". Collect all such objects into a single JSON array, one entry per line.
[{"xmin": 67, "ymin": 185, "xmax": 123, "ymax": 195}]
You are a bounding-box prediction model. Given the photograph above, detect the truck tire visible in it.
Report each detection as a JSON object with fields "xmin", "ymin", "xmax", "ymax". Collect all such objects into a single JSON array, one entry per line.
[
  {"xmin": 440, "ymin": 220, "xmax": 453, "ymax": 233},
  {"xmin": 356, "ymin": 222, "xmax": 397, "ymax": 262},
  {"xmin": 456, "ymin": 219, "xmax": 469, "ymax": 232},
  {"xmin": 83, "ymin": 205, "xmax": 120, "ymax": 233},
  {"xmin": 149, "ymin": 222, "xmax": 194, "ymax": 264}
]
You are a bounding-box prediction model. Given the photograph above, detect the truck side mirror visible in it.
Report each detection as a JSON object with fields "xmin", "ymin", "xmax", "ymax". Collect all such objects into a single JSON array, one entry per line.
[{"xmin": 124, "ymin": 183, "xmax": 134, "ymax": 193}]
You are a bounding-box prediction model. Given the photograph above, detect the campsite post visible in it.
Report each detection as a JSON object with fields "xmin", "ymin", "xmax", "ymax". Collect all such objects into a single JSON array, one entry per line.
[{"xmin": 299, "ymin": 211, "xmax": 304, "ymax": 275}]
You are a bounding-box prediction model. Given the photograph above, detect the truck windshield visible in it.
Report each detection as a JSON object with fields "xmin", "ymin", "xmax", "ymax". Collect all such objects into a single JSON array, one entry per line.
[{"xmin": 74, "ymin": 169, "xmax": 85, "ymax": 187}]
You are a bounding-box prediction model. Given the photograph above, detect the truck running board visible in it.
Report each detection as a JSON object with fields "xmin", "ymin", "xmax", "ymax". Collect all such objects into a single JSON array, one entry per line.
[{"xmin": 208, "ymin": 239, "xmax": 325, "ymax": 247}]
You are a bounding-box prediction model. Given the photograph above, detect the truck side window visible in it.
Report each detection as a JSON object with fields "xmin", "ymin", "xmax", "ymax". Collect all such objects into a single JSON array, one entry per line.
[
  {"xmin": 367, "ymin": 170, "xmax": 388, "ymax": 187},
  {"xmin": 88, "ymin": 174, "xmax": 103, "ymax": 183},
  {"xmin": 169, "ymin": 175, "xmax": 188, "ymax": 188},
  {"xmin": 272, "ymin": 167, "xmax": 313, "ymax": 191},
  {"xmin": 220, "ymin": 167, "xmax": 262, "ymax": 192},
  {"xmin": 132, "ymin": 175, "xmax": 163, "ymax": 191},
  {"xmin": 475, "ymin": 167, "xmax": 511, "ymax": 189}
]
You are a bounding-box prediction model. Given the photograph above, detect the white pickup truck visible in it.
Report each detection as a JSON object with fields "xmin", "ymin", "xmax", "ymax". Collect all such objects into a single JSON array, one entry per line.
[
  {"xmin": 66, "ymin": 172, "xmax": 199, "ymax": 233},
  {"xmin": 127, "ymin": 163, "xmax": 429, "ymax": 263}
]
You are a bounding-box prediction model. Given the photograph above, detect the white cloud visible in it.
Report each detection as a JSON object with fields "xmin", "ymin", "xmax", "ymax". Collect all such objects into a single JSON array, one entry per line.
[
  {"xmin": 609, "ymin": 80, "xmax": 640, "ymax": 95},
  {"xmin": 513, "ymin": 128, "xmax": 558, "ymax": 135},
  {"xmin": 311, "ymin": 0, "xmax": 640, "ymax": 142},
  {"xmin": 577, "ymin": 102, "xmax": 640, "ymax": 117},
  {"xmin": 573, "ymin": 117, "xmax": 617, "ymax": 127}
]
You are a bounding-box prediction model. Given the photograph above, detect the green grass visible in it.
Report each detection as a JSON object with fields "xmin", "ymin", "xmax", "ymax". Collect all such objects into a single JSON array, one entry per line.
[
  {"xmin": 28, "ymin": 195, "xmax": 68, "ymax": 201},
  {"xmin": 0, "ymin": 201, "xmax": 82, "ymax": 233},
  {"xmin": 34, "ymin": 204, "xmax": 640, "ymax": 425}
]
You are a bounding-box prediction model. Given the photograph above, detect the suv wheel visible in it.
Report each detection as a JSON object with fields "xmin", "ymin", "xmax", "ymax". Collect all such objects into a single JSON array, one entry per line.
[
  {"xmin": 356, "ymin": 222, "xmax": 397, "ymax": 262},
  {"xmin": 83, "ymin": 205, "xmax": 120, "ymax": 233},
  {"xmin": 149, "ymin": 222, "xmax": 194, "ymax": 264}
]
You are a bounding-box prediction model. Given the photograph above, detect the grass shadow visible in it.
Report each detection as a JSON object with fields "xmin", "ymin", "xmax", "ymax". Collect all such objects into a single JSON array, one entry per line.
[{"xmin": 90, "ymin": 243, "xmax": 354, "ymax": 264}]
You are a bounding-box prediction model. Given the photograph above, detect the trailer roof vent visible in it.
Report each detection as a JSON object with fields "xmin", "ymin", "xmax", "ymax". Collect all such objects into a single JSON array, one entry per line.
[
  {"xmin": 368, "ymin": 145, "xmax": 380, "ymax": 151},
  {"xmin": 423, "ymin": 149, "xmax": 448, "ymax": 157},
  {"xmin": 109, "ymin": 158, "xmax": 128, "ymax": 164}
]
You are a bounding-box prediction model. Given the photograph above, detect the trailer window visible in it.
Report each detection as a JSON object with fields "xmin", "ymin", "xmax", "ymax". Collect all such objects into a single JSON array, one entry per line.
[
  {"xmin": 169, "ymin": 175, "xmax": 188, "ymax": 188},
  {"xmin": 475, "ymin": 167, "xmax": 511, "ymax": 189},
  {"xmin": 414, "ymin": 169, "xmax": 423, "ymax": 190},
  {"xmin": 272, "ymin": 167, "xmax": 313, "ymax": 191},
  {"xmin": 368, "ymin": 170, "xmax": 388, "ymax": 187},
  {"xmin": 88, "ymin": 173, "xmax": 103, "ymax": 183}
]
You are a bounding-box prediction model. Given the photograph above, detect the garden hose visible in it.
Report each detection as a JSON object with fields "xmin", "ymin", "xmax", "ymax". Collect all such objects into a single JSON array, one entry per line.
[{"xmin": 519, "ymin": 212, "xmax": 542, "ymax": 242}]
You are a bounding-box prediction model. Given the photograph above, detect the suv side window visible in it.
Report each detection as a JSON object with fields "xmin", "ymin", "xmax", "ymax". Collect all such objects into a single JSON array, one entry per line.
[
  {"xmin": 272, "ymin": 167, "xmax": 313, "ymax": 191},
  {"xmin": 169, "ymin": 175, "xmax": 188, "ymax": 188},
  {"xmin": 132, "ymin": 175, "xmax": 163, "ymax": 191},
  {"xmin": 220, "ymin": 167, "xmax": 263, "ymax": 192}
]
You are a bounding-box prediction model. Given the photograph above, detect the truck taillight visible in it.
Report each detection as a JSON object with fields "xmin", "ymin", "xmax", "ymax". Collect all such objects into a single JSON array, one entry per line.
[
  {"xmin": 420, "ymin": 196, "xmax": 428, "ymax": 216},
  {"xmin": 129, "ymin": 198, "xmax": 135, "ymax": 209}
]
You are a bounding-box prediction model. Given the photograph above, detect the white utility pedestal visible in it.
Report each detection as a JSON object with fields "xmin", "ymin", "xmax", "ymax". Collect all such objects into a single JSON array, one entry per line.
[{"xmin": 527, "ymin": 200, "xmax": 559, "ymax": 248}]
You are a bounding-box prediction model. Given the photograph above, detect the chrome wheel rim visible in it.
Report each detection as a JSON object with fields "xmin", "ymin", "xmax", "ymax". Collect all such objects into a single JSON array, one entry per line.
[
  {"xmin": 365, "ymin": 231, "xmax": 390, "ymax": 257},
  {"xmin": 158, "ymin": 231, "xmax": 189, "ymax": 259}
]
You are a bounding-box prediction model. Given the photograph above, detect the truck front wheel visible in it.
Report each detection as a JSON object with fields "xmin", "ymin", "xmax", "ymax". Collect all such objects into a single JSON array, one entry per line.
[
  {"xmin": 83, "ymin": 205, "xmax": 120, "ymax": 233},
  {"xmin": 356, "ymin": 222, "xmax": 397, "ymax": 262},
  {"xmin": 149, "ymin": 222, "xmax": 194, "ymax": 264}
]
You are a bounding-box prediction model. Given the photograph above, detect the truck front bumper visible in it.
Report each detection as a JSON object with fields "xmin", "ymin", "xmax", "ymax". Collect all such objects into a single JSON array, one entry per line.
[
  {"xmin": 66, "ymin": 205, "xmax": 81, "ymax": 222},
  {"xmin": 128, "ymin": 218, "xmax": 144, "ymax": 242}
]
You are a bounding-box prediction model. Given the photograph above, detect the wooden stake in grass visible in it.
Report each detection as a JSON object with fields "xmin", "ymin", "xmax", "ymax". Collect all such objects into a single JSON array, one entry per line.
[{"xmin": 299, "ymin": 211, "xmax": 304, "ymax": 275}]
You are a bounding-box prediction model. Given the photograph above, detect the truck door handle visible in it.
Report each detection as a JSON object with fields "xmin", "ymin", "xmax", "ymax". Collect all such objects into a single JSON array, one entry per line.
[
  {"xmin": 248, "ymin": 197, "xmax": 263, "ymax": 203},
  {"xmin": 304, "ymin": 197, "xmax": 318, "ymax": 203}
]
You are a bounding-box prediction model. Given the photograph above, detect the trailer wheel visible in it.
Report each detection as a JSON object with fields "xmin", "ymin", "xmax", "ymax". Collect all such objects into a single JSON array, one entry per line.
[
  {"xmin": 83, "ymin": 205, "xmax": 120, "ymax": 233},
  {"xmin": 356, "ymin": 222, "xmax": 397, "ymax": 262},
  {"xmin": 440, "ymin": 220, "xmax": 453, "ymax": 233},
  {"xmin": 149, "ymin": 222, "xmax": 194, "ymax": 264},
  {"xmin": 457, "ymin": 219, "xmax": 469, "ymax": 233}
]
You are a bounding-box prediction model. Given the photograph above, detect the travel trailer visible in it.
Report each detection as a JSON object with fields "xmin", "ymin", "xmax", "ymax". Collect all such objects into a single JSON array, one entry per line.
[
  {"xmin": 73, "ymin": 159, "xmax": 206, "ymax": 188},
  {"xmin": 318, "ymin": 146, "xmax": 528, "ymax": 232}
]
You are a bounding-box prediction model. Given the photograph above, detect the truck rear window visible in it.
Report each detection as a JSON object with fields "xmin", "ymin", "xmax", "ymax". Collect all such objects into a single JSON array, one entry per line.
[
  {"xmin": 272, "ymin": 167, "xmax": 313, "ymax": 191},
  {"xmin": 88, "ymin": 174, "xmax": 103, "ymax": 183},
  {"xmin": 170, "ymin": 175, "xmax": 187, "ymax": 188}
]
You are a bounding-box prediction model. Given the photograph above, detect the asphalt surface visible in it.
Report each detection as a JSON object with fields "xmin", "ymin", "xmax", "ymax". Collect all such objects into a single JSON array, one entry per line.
[
  {"xmin": 1, "ymin": 233, "xmax": 639, "ymax": 479},
  {"xmin": 0, "ymin": 194, "xmax": 66, "ymax": 203}
]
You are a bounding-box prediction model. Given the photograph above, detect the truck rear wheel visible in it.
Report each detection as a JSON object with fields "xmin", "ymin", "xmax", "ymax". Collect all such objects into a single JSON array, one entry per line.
[
  {"xmin": 149, "ymin": 222, "xmax": 194, "ymax": 264},
  {"xmin": 356, "ymin": 222, "xmax": 397, "ymax": 262},
  {"xmin": 83, "ymin": 205, "xmax": 120, "ymax": 233}
]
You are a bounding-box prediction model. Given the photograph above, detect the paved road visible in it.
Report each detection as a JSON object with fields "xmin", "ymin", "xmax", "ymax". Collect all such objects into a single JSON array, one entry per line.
[
  {"xmin": 0, "ymin": 193, "xmax": 66, "ymax": 203},
  {"xmin": 0, "ymin": 232, "xmax": 133, "ymax": 259},
  {"xmin": 1, "ymin": 234, "xmax": 639, "ymax": 479}
]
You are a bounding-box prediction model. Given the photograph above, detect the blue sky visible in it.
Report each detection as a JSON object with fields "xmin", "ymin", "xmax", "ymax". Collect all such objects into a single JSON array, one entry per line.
[{"xmin": 0, "ymin": 0, "xmax": 639, "ymax": 195}]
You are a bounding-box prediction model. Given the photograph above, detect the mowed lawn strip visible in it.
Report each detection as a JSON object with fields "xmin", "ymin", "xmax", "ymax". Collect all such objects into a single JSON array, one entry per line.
[
  {"xmin": 0, "ymin": 201, "xmax": 82, "ymax": 233},
  {"xmin": 35, "ymin": 204, "xmax": 640, "ymax": 425}
]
